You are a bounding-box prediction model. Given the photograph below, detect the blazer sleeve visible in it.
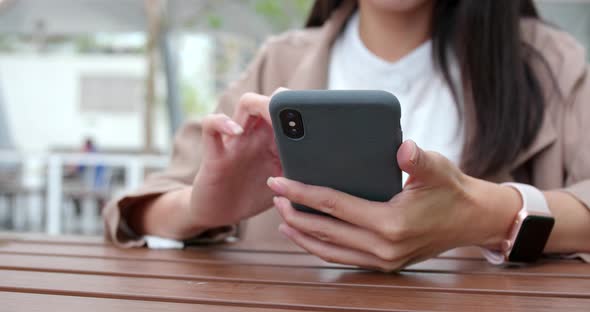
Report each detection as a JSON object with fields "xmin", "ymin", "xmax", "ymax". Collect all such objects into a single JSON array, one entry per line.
[
  {"xmin": 562, "ymin": 65, "xmax": 590, "ymax": 209},
  {"xmin": 103, "ymin": 42, "xmax": 270, "ymax": 248}
]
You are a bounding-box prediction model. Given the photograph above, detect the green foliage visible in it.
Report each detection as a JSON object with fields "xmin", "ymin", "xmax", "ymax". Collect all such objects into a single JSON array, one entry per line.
[
  {"xmin": 207, "ymin": 14, "xmax": 223, "ymax": 29},
  {"xmin": 255, "ymin": 0, "xmax": 283, "ymax": 17},
  {"xmin": 0, "ymin": 36, "xmax": 16, "ymax": 52},
  {"xmin": 181, "ymin": 80, "xmax": 211, "ymax": 116},
  {"xmin": 253, "ymin": 0, "xmax": 314, "ymax": 31},
  {"xmin": 180, "ymin": 0, "xmax": 315, "ymax": 34},
  {"xmin": 294, "ymin": 0, "xmax": 314, "ymax": 14},
  {"xmin": 74, "ymin": 35, "xmax": 100, "ymax": 53}
]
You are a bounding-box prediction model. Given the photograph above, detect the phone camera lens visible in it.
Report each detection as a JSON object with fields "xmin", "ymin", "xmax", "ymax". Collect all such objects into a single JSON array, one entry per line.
[{"xmin": 279, "ymin": 109, "xmax": 304, "ymax": 139}]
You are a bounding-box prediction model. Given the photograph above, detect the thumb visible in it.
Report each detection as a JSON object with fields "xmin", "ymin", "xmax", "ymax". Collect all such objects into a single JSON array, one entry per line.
[{"xmin": 397, "ymin": 140, "xmax": 448, "ymax": 184}]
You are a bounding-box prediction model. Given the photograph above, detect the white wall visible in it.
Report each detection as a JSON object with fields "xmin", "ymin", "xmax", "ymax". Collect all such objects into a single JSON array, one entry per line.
[{"xmin": 0, "ymin": 54, "xmax": 170, "ymax": 152}]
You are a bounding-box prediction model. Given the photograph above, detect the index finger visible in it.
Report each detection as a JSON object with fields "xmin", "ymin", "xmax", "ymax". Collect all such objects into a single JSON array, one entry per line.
[
  {"xmin": 267, "ymin": 177, "xmax": 389, "ymax": 230},
  {"xmin": 233, "ymin": 92, "xmax": 272, "ymax": 126}
]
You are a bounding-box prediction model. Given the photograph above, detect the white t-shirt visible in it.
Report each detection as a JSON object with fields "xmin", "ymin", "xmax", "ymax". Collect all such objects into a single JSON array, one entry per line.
[{"xmin": 328, "ymin": 12, "xmax": 465, "ymax": 183}]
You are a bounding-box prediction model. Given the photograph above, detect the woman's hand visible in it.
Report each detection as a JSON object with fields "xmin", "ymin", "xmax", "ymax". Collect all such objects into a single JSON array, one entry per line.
[
  {"xmin": 268, "ymin": 140, "xmax": 521, "ymax": 272},
  {"xmin": 128, "ymin": 91, "xmax": 286, "ymax": 240},
  {"xmin": 188, "ymin": 92, "xmax": 282, "ymax": 230}
]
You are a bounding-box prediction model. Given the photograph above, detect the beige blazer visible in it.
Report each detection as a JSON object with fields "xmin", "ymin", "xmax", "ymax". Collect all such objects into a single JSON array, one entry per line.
[{"xmin": 104, "ymin": 0, "xmax": 590, "ymax": 248}]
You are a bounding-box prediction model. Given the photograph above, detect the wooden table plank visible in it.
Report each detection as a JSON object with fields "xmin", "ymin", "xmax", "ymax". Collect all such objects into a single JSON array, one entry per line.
[
  {"xmin": 0, "ymin": 241, "xmax": 330, "ymax": 267},
  {"xmin": 2, "ymin": 269, "xmax": 590, "ymax": 312},
  {"xmin": 0, "ymin": 232, "xmax": 105, "ymax": 245},
  {"xmin": 2, "ymin": 234, "xmax": 588, "ymax": 311},
  {"xmin": 1, "ymin": 291, "xmax": 311, "ymax": 312},
  {"xmin": 1, "ymin": 253, "xmax": 589, "ymax": 298},
  {"xmin": 0, "ymin": 233, "xmax": 482, "ymax": 259},
  {"xmin": 0, "ymin": 240, "xmax": 587, "ymax": 277}
]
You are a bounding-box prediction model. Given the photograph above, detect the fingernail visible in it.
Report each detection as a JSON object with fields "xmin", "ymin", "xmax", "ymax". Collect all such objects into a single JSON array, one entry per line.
[
  {"xmin": 267, "ymin": 177, "xmax": 286, "ymax": 194},
  {"xmin": 408, "ymin": 140, "xmax": 418, "ymax": 165},
  {"xmin": 273, "ymin": 196, "xmax": 283, "ymax": 209},
  {"xmin": 273, "ymin": 196, "xmax": 290, "ymax": 213},
  {"xmin": 225, "ymin": 119, "xmax": 243, "ymax": 135},
  {"xmin": 278, "ymin": 223, "xmax": 296, "ymax": 237}
]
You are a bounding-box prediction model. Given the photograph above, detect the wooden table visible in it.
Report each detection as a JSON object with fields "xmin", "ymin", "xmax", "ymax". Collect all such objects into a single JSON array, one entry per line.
[{"xmin": 1, "ymin": 233, "xmax": 589, "ymax": 311}]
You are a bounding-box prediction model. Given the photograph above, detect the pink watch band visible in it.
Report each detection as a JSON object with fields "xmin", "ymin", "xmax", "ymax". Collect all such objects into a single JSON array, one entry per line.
[{"xmin": 481, "ymin": 182, "xmax": 551, "ymax": 265}]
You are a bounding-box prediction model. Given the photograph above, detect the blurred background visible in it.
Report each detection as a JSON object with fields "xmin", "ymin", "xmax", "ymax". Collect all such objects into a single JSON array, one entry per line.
[{"xmin": 0, "ymin": 0, "xmax": 588, "ymax": 236}]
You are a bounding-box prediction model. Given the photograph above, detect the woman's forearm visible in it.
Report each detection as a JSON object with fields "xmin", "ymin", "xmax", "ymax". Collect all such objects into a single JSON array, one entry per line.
[
  {"xmin": 469, "ymin": 177, "xmax": 590, "ymax": 254},
  {"xmin": 127, "ymin": 187, "xmax": 209, "ymax": 240},
  {"xmin": 543, "ymin": 191, "xmax": 590, "ymax": 253}
]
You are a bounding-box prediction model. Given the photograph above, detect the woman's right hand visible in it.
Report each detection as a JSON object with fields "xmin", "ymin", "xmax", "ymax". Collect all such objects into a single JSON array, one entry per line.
[
  {"xmin": 187, "ymin": 92, "xmax": 282, "ymax": 230},
  {"xmin": 127, "ymin": 91, "xmax": 282, "ymax": 239}
]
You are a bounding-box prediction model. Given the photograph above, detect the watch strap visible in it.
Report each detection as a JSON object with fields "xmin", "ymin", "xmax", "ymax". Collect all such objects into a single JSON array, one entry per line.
[
  {"xmin": 503, "ymin": 182, "xmax": 551, "ymax": 215},
  {"xmin": 481, "ymin": 182, "xmax": 551, "ymax": 265}
]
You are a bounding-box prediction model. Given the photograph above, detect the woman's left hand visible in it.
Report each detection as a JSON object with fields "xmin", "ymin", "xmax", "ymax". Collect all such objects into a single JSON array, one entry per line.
[{"xmin": 267, "ymin": 140, "xmax": 521, "ymax": 272}]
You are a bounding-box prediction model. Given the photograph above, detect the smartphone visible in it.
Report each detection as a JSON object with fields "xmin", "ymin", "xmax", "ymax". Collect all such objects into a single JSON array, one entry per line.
[{"xmin": 269, "ymin": 90, "xmax": 403, "ymax": 216}]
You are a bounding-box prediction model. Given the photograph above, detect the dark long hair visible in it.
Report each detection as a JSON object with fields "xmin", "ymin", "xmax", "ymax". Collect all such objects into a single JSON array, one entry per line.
[{"xmin": 306, "ymin": 0, "xmax": 547, "ymax": 178}]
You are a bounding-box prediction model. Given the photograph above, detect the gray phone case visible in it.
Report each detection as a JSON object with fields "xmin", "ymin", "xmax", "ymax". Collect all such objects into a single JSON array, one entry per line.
[{"xmin": 269, "ymin": 90, "xmax": 403, "ymax": 215}]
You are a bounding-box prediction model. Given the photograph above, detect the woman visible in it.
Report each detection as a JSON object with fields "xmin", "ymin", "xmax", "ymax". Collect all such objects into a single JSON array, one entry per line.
[{"xmin": 104, "ymin": 0, "xmax": 590, "ymax": 270}]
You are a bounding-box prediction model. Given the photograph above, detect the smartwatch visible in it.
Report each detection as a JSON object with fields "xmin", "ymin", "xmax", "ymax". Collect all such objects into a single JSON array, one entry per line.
[{"xmin": 482, "ymin": 183, "xmax": 555, "ymax": 264}]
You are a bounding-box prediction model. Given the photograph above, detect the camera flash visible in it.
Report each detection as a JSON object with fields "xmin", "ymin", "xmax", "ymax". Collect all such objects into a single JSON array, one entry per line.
[{"xmin": 289, "ymin": 121, "xmax": 296, "ymax": 127}]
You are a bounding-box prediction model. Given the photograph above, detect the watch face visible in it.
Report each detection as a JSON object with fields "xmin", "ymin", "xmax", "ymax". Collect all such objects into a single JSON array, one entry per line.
[{"xmin": 508, "ymin": 215, "xmax": 555, "ymax": 263}]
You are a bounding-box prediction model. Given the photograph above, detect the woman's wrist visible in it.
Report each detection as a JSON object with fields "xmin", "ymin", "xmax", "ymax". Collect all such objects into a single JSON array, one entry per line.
[
  {"xmin": 130, "ymin": 186, "xmax": 209, "ymax": 240},
  {"xmin": 462, "ymin": 176, "xmax": 522, "ymax": 249},
  {"xmin": 174, "ymin": 186, "xmax": 212, "ymax": 238}
]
